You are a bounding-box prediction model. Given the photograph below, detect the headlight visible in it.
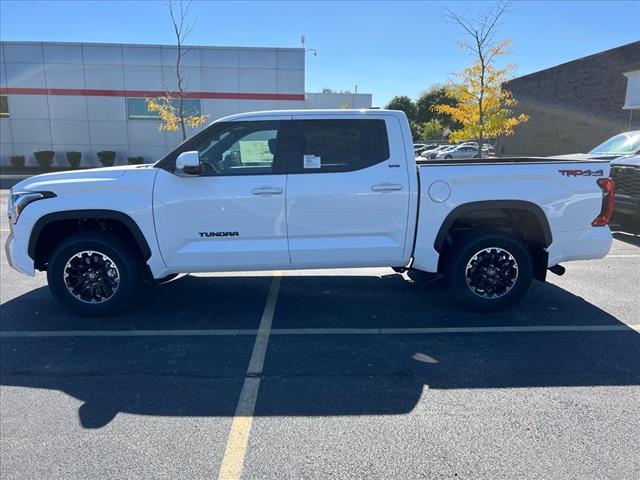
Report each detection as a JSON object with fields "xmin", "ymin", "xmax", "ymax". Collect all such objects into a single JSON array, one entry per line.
[{"xmin": 8, "ymin": 190, "xmax": 56, "ymax": 224}]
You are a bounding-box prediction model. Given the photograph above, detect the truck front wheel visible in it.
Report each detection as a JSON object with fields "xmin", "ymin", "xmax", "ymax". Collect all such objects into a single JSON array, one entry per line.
[
  {"xmin": 47, "ymin": 232, "xmax": 143, "ymax": 316},
  {"xmin": 444, "ymin": 232, "xmax": 533, "ymax": 311}
]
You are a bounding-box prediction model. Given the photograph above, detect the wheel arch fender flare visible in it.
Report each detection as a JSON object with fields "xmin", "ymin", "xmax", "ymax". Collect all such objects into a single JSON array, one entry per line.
[
  {"xmin": 433, "ymin": 200, "xmax": 553, "ymax": 253},
  {"xmin": 28, "ymin": 209, "xmax": 152, "ymax": 261}
]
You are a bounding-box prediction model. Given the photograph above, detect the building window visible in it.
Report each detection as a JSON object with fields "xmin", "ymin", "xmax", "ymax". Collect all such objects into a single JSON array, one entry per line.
[
  {"xmin": 126, "ymin": 97, "xmax": 202, "ymax": 120},
  {"xmin": 0, "ymin": 96, "xmax": 9, "ymax": 118}
]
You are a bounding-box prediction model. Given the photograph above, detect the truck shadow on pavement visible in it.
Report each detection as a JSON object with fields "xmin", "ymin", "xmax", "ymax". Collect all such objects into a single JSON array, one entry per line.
[{"xmin": 1, "ymin": 273, "xmax": 639, "ymax": 428}]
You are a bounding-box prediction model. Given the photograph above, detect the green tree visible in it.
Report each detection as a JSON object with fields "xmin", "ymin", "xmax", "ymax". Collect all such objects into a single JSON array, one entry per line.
[
  {"xmin": 386, "ymin": 95, "xmax": 421, "ymax": 139},
  {"xmin": 386, "ymin": 95, "xmax": 416, "ymax": 123},
  {"xmin": 419, "ymin": 119, "xmax": 445, "ymax": 141},
  {"xmin": 416, "ymin": 86, "xmax": 461, "ymax": 130}
]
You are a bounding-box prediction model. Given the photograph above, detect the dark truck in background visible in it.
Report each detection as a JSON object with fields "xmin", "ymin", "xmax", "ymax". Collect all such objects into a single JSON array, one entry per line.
[{"xmin": 611, "ymin": 155, "xmax": 640, "ymax": 234}]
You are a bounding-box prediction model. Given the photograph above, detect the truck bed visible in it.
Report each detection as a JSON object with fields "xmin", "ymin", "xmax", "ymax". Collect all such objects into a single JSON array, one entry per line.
[{"xmin": 411, "ymin": 158, "xmax": 612, "ymax": 273}]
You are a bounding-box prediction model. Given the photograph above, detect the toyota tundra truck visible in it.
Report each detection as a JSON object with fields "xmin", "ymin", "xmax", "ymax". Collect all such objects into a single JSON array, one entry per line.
[{"xmin": 5, "ymin": 110, "xmax": 615, "ymax": 315}]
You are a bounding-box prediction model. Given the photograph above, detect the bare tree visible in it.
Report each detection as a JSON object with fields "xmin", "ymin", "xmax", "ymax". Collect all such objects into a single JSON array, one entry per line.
[
  {"xmin": 168, "ymin": 0, "xmax": 196, "ymax": 140},
  {"xmin": 443, "ymin": 1, "xmax": 512, "ymax": 157},
  {"xmin": 146, "ymin": 1, "xmax": 207, "ymax": 139}
]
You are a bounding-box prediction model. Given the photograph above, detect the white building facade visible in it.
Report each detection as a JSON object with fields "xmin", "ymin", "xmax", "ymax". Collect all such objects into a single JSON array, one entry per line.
[{"xmin": 0, "ymin": 41, "xmax": 372, "ymax": 166}]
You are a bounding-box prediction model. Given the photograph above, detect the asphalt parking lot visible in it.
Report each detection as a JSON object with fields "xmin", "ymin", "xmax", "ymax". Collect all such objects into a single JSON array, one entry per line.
[{"xmin": 1, "ymin": 189, "xmax": 639, "ymax": 480}]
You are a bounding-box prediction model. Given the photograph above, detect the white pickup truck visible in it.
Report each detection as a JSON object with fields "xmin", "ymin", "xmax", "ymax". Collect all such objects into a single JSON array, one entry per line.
[{"xmin": 6, "ymin": 110, "xmax": 614, "ymax": 315}]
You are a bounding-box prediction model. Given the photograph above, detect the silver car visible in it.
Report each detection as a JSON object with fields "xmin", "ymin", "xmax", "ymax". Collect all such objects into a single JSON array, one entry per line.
[
  {"xmin": 423, "ymin": 145, "xmax": 453, "ymax": 159},
  {"xmin": 434, "ymin": 145, "xmax": 480, "ymax": 159}
]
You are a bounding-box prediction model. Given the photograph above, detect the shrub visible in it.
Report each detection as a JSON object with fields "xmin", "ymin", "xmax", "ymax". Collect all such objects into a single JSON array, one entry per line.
[
  {"xmin": 65, "ymin": 151, "xmax": 82, "ymax": 169},
  {"xmin": 97, "ymin": 150, "xmax": 116, "ymax": 167},
  {"xmin": 127, "ymin": 156, "xmax": 145, "ymax": 165},
  {"xmin": 9, "ymin": 155, "xmax": 26, "ymax": 168},
  {"xmin": 33, "ymin": 150, "xmax": 55, "ymax": 169}
]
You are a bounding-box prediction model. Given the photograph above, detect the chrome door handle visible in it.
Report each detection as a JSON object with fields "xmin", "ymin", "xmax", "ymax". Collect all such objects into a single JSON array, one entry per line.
[
  {"xmin": 372, "ymin": 184, "xmax": 403, "ymax": 192},
  {"xmin": 252, "ymin": 187, "xmax": 283, "ymax": 195}
]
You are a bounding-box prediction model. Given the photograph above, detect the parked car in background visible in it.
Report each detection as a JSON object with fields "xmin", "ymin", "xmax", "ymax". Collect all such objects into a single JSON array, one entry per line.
[
  {"xmin": 416, "ymin": 144, "xmax": 438, "ymax": 156},
  {"xmin": 460, "ymin": 142, "xmax": 494, "ymax": 154},
  {"xmin": 610, "ymin": 155, "xmax": 640, "ymax": 234},
  {"xmin": 552, "ymin": 131, "xmax": 640, "ymax": 161},
  {"xmin": 413, "ymin": 143, "xmax": 429, "ymax": 153},
  {"xmin": 590, "ymin": 131, "xmax": 640, "ymax": 159},
  {"xmin": 434, "ymin": 144, "xmax": 480, "ymax": 159},
  {"xmin": 425, "ymin": 145, "xmax": 454, "ymax": 159}
]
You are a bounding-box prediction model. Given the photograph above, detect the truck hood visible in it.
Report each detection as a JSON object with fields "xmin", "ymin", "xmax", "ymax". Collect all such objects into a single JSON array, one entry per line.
[{"xmin": 11, "ymin": 165, "xmax": 156, "ymax": 192}]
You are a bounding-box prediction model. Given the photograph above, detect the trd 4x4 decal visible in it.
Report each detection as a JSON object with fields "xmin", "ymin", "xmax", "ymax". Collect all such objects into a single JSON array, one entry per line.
[{"xmin": 558, "ymin": 169, "xmax": 604, "ymax": 177}]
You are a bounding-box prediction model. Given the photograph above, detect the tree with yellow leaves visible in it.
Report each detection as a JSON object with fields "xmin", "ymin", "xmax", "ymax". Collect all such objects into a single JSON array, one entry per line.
[
  {"xmin": 146, "ymin": 1, "xmax": 207, "ymax": 140},
  {"xmin": 433, "ymin": 1, "xmax": 528, "ymax": 157},
  {"xmin": 146, "ymin": 96, "xmax": 207, "ymax": 136}
]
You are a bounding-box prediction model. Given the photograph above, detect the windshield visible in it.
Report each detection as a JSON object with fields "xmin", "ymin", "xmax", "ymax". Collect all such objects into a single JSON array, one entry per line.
[{"xmin": 590, "ymin": 132, "xmax": 640, "ymax": 155}]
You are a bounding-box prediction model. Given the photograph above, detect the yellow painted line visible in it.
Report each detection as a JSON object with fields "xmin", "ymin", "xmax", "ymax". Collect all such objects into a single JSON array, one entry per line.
[
  {"xmin": 217, "ymin": 273, "xmax": 281, "ymax": 480},
  {"xmin": 217, "ymin": 377, "xmax": 260, "ymax": 480}
]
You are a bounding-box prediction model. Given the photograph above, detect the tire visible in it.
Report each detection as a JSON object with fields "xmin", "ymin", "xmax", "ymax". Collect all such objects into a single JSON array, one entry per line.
[
  {"xmin": 445, "ymin": 155, "xmax": 453, "ymax": 159},
  {"xmin": 47, "ymin": 231, "xmax": 143, "ymax": 316},
  {"xmin": 444, "ymin": 232, "xmax": 533, "ymax": 312}
]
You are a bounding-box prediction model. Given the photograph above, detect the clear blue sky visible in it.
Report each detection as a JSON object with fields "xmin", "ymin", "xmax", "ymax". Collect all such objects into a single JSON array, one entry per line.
[{"xmin": 1, "ymin": 1, "xmax": 638, "ymax": 106}]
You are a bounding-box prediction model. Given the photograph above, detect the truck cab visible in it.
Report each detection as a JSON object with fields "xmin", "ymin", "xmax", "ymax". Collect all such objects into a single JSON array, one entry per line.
[{"xmin": 152, "ymin": 110, "xmax": 416, "ymax": 272}]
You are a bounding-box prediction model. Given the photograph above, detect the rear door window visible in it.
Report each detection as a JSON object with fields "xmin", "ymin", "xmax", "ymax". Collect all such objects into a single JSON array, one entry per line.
[{"xmin": 287, "ymin": 119, "xmax": 390, "ymax": 173}]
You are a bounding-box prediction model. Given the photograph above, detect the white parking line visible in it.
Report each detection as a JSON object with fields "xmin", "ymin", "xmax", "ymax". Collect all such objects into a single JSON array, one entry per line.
[
  {"xmin": 0, "ymin": 329, "xmax": 259, "ymax": 338},
  {"xmin": 217, "ymin": 273, "xmax": 281, "ymax": 480},
  {"xmin": 607, "ymin": 254, "xmax": 640, "ymax": 258},
  {"xmin": 1, "ymin": 324, "xmax": 638, "ymax": 338},
  {"xmin": 273, "ymin": 324, "xmax": 640, "ymax": 335}
]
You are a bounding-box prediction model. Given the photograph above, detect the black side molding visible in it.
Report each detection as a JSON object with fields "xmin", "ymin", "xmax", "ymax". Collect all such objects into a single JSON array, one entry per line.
[
  {"xmin": 28, "ymin": 210, "xmax": 152, "ymax": 261},
  {"xmin": 433, "ymin": 200, "xmax": 553, "ymax": 252}
]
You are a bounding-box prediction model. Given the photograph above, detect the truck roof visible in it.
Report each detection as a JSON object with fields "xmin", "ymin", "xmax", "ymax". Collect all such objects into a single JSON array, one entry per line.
[{"xmin": 217, "ymin": 109, "xmax": 405, "ymax": 122}]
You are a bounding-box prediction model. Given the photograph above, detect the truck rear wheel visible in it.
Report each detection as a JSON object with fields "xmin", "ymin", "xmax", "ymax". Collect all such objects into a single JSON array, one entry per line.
[
  {"xmin": 444, "ymin": 232, "xmax": 533, "ymax": 311},
  {"xmin": 47, "ymin": 232, "xmax": 143, "ymax": 316}
]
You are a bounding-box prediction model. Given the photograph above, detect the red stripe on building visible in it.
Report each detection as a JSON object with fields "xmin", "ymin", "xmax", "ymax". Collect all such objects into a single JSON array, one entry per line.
[{"xmin": 0, "ymin": 87, "xmax": 305, "ymax": 101}]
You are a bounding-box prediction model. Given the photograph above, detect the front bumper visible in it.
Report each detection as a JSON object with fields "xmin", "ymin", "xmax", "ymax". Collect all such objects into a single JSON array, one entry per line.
[{"xmin": 4, "ymin": 229, "xmax": 35, "ymax": 276}]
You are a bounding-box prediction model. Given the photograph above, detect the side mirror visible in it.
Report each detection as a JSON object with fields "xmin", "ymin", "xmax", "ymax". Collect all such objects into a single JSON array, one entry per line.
[{"xmin": 175, "ymin": 151, "xmax": 201, "ymax": 176}]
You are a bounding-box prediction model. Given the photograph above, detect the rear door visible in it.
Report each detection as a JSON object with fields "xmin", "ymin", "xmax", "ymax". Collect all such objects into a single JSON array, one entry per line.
[{"xmin": 285, "ymin": 115, "xmax": 411, "ymax": 267}]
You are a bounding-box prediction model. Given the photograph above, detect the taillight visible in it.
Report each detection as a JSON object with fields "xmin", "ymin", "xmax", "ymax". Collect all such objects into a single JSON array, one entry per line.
[{"xmin": 591, "ymin": 177, "xmax": 615, "ymax": 227}]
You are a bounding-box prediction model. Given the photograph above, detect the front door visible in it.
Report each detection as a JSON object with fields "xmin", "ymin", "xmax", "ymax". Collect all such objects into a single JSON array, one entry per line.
[
  {"xmin": 153, "ymin": 120, "xmax": 290, "ymax": 270},
  {"xmin": 285, "ymin": 115, "xmax": 411, "ymax": 267}
]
